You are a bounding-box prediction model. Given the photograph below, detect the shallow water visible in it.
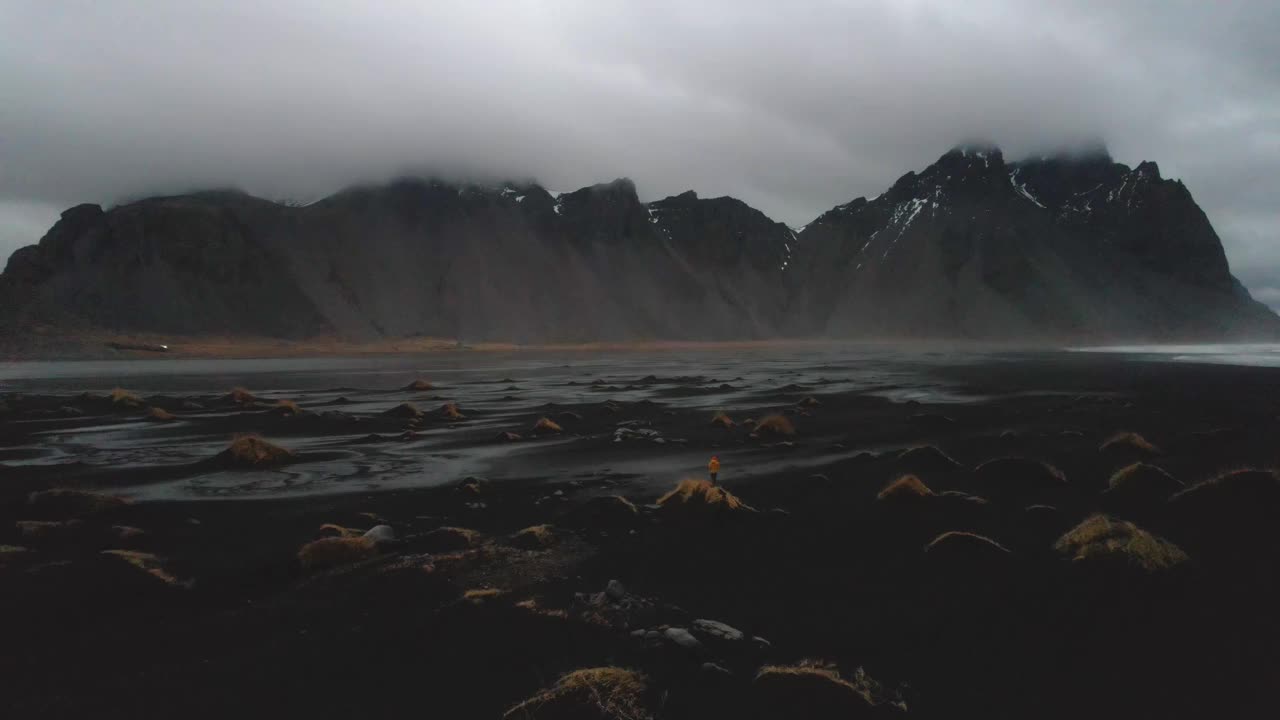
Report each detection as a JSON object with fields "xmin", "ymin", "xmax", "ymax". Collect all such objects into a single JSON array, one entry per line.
[{"xmin": 2, "ymin": 343, "xmax": 1272, "ymax": 501}]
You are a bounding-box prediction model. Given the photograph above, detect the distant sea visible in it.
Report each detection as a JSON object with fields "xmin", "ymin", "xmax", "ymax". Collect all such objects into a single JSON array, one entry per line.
[{"xmin": 1072, "ymin": 343, "xmax": 1280, "ymax": 367}]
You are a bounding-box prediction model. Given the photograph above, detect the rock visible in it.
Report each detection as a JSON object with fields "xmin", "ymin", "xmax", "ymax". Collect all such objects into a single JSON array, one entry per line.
[
  {"xmin": 691, "ymin": 618, "xmax": 745, "ymax": 642},
  {"xmin": 494, "ymin": 431, "xmax": 523, "ymax": 442},
  {"xmin": 663, "ymin": 626, "xmax": 703, "ymax": 651},
  {"xmin": 531, "ymin": 417, "xmax": 563, "ymax": 435},
  {"xmin": 701, "ymin": 662, "xmax": 733, "ymax": 678},
  {"xmin": 363, "ymin": 524, "xmax": 396, "ymax": 545},
  {"xmin": 383, "ymin": 402, "xmax": 423, "ymax": 419},
  {"xmin": 605, "ymin": 579, "xmax": 627, "ymax": 601}
]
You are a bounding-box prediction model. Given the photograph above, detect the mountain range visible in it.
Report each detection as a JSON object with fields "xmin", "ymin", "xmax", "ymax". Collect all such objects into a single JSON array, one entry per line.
[{"xmin": 2, "ymin": 145, "xmax": 1276, "ymax": 343}]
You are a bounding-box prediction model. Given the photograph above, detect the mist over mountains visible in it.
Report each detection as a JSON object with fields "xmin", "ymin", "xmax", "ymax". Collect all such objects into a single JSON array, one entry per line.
[{"xmin": 2, "ymin": 145, "xmax": 1276, "ymax": 343}]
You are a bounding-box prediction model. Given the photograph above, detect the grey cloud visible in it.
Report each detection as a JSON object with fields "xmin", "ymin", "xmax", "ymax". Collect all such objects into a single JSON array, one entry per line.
[{"xmin": 1, "ymin": 0, "xmax": 1277, "ymax": 299}]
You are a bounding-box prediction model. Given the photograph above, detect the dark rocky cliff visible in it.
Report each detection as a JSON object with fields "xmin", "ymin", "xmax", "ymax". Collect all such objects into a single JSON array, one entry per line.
[{"xmin": 2, "ymin": 146, "xmax": 1275, "ymax": 342}]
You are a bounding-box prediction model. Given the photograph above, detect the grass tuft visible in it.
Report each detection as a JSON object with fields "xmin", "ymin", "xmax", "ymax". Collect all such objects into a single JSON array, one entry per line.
[
  {"xmin": 504, "ymin": 667, "xmax": 650, "ymax": 720},
  {"xmin": 440, "ymin": 402, "xmax": 466, "ymax": 420},
  {"xmin": 110, "ymin": 388, "xmax": 143, "ymax": 407},
  {"xmin": 215, "ymin": 435, "xmax": 296, "ymax": 468},
  {"xmin": 751, "ymin": 414, "xmax": 795, "ymax": 440},
  {"xmin": 657, "ymin": 478, "xmax": 754, "ymax": 522},
  {"xmin": 1100, "ymin": 431, "xmax": 1160, "ymax": 454},
  {"xmin": 877, "ymin": 474, "xmax": 936, "ymax": 502},
  {"xmin": 531, "ymin": 417, "xmax": 563, "ymax": 435},
  {"xmin": 1054, "ymin": 514, "xmax": 1188, "ymax": 572},
  {"xmin": 404, "ymin": 379, "xmax": 434, "ymax": 391},
  {"xmin": 710, "ymin": 410, "xmax": 735, "ymax": 429},
  {"xmin": 510, "ymin": 524, "xmax": 559, "ymax": 549},
  {"xmin": 146, "ymin": 406, "xmax": 176, "ymax": 422},
  {"xmin": 224, "ymin": 387, "xmax": 257, "ymax": 405},
  {"xmin": 101, "ymin": 549, "xmax": 187, "ymax": 587},
  {"xmin": 297, "ymin": 536, "xmax": 377, "ymax": 570}
]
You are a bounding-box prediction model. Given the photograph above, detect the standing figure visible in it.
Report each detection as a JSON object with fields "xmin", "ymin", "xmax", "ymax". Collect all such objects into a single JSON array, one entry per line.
[{"xmin": 708, "ymin": 455, "xmax": 721, "ymax": 485}]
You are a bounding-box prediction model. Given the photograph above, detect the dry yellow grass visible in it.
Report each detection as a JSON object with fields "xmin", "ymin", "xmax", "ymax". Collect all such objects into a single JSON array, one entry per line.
[
  {"xmin": 440, "ymin": 402, "xmax": 466, "ymax": 420},
  {"xmin": 656, "ymin": 478, "xmax": 755, "ymax": 523},
  {"xmin": 710, "ymin": 410, "xmax": 735, "ymax": 428},
  {"xmin": 531, "ymin": 417, "xmax": 563, "ymax": 435},
  {"xmin": 101, "ymin": 549, "xmax": 187, "ymax": 587},
  {"xmin": 1054, "ymin": 514, "xmax": 1188, "ymax": 572},
  {"xmin": 503, "ymin": 667, "xmax": 650, "ymax": 720},
  {"xmin": 317, "ymin": 523, "xmax": 362, "ymax": 538},
  {"xmin": 146, "ymin": 406, "xmax": 176, "ymax": 422},
  {"xmin": 216, "ymin": 435, "xmax": 296, "ymax": 468},
  {"xmin": 422, "ymin": 526, "xmax": 483, "ymax": 551},
  {"xmin": 751, "ymin": 413, "xmax": 796, "ymax": 441},
  {"xmin": 109, "ymin": 388, "xmax": 143, "ymax": 407},
  {"xmin": 510, "ymin": 524, "xmax": 559, "ymax": 549},
  {"xmin": 225, "ymin": 387, "xmax": 257, "ymax": 405},
  {"xmin": 925, "ymin": 530, "xmax": 1011, "ymax": 555},
  {"xmin": 1100, "ymin": 431, "xmax": 1160, "ymax": 454},
  {"xmin": 877, "ymin": 474, "xmax": 936, "ymax": 502},
  {"xmin": 753, "ymin": 661, "xmax": 889, "ymax": 716},
  {"xmin": 1104, "ymin": 463, "xmax": 1183, "ymax": 503},
  {"xmin": 514, "ymin": 597, "xmax": 569, "ymax": 619},
  {"xmin": 798, "ymin": 396, "xmax": 821, "ymax": 408},
  {"xmin": 297, "ymin": 536, "xmax": 377, "ymax": 570},
  {"xmin": 405, "ymin": 379, "xmax": 434, "ymax": 391},
  {"xmin": 463, "ymin": 587, "xmax": 507, "ymax": 604},
  {"xmin": 17, "ymin": 519, "xmax": 82, "ymax": 539},
  {"xmin": 271, "ymin": 399, "xmax": 302, "ymax": 416}
]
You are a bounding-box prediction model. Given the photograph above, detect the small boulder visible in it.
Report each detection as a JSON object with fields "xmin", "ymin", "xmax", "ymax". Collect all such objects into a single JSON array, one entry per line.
[{"xmin": 363, "ymin": 524, "xmax": 396, "ymax": 545}]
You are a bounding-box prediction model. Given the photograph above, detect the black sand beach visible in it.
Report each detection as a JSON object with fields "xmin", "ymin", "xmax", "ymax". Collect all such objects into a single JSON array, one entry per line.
[{"xmin": 3, "ymin": 348, "xmax": 1279, "ymax": 719}]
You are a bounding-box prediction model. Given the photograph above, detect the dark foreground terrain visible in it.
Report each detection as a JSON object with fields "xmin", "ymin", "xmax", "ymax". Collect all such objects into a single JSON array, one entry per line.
[{"xmin": 3, "ymin": 354, "xmax": 1280, "ymax": 719}]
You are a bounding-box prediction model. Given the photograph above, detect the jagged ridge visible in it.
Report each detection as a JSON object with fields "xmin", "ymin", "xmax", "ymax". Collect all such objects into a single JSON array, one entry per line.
[{"xmin": 2, "ymin": 146, "xmax": 1276, "ymax": 342}]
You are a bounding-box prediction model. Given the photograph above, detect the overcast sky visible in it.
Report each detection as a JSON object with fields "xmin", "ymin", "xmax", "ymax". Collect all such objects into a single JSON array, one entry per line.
[{"xmin": 2, "ymin": 0, "xmax": 1277, "ymax": 305}]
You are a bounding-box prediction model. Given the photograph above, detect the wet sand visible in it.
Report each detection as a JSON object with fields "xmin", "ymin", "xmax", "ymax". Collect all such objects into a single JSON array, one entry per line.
[{"xmin": 3, "ymin": 350, "xmax": 1280, "ymax": 718}]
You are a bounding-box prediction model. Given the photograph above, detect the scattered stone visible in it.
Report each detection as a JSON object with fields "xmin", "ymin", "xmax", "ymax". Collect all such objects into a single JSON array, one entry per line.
[
  {"xmin": 495, "ymin": 431, "xmax": 523, "ymax": 442},
  {"xmin": 691, "ymin": 618, "xmax": 745, "ymax": 642},
  {"xmin": 404, "ymin": 379, "xmax": 433, "ymax": 391},
  {"xmin": 663, "ymin": 626, "xmax": 703, "ymax": 651},
  {"xmin": 363, "ymin": 524, "xmax": 396, "ymax": 545},
  {"xmin": 605, "ymin": 579, "xmax": 627, "ymax": 602},
  {"xmin": 384, "ymin": 402, "xmax": 424, "ymax": 419},
  {"xmin": 701, "ymin": 662, "xmax": 733, "ymax": 678}
]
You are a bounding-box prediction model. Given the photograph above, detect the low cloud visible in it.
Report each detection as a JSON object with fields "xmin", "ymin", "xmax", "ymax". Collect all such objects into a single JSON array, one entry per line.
[{"xmin": 2, "ymin": 1, "xmax": 1277, "ymax": 297}]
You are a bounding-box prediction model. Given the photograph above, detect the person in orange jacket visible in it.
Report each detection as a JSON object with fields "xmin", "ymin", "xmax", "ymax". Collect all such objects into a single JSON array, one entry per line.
[{"xmin": 708, "ymin": 455, "xmax": 721, "ymax": 485}]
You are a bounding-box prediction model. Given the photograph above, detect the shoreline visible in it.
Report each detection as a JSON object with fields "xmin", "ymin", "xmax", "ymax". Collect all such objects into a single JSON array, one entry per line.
[{"xmin": 5, "ymin": 330, "xmax": 1278, "ymax": 363}]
